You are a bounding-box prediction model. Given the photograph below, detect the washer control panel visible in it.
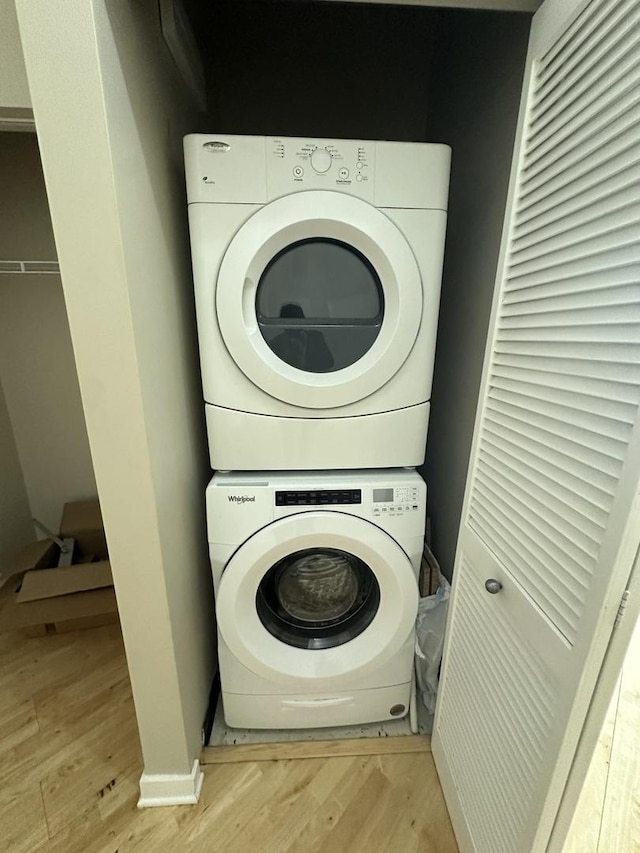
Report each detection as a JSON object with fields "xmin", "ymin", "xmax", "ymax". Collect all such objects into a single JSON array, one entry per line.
[
  {"xmin": 209, "ymin": 471, "xmax": 427, "ymax": 543},
  {"xmin": 276, "ymin": 489, "xmax": 362, "ymax": 507},
  {"xmin": 267, "ymin": 137, "xmax": 374, "ymax": 201},
  {"xmin": 372, "ymin": 484, "xmax": 420, "ymax": 518}
]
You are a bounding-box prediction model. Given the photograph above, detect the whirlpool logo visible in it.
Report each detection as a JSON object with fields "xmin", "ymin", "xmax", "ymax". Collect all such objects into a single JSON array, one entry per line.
[{"xmin": 228, "ymin": 495, "xmax": 256, "ymax": 504}]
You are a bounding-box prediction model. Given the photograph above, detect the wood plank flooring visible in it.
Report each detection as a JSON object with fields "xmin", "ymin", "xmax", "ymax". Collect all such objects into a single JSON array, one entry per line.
[
  {"xmin": 1, "ymin": 624, "xmax": 458, "ymax": 852},
  {"xmin": 201, "ymin": 735, "xmax": 432, "ymax": 764},
  {"xmin": 594, "ymin": 615, "xmax": 640, "ymax": 852},
  {"xmin": 563, "ymin": 682, "xmax": 620, "ymax": 853},
  {"xmin": 564, "ymin": 614, "xmax": 640, "ymax": 853}
]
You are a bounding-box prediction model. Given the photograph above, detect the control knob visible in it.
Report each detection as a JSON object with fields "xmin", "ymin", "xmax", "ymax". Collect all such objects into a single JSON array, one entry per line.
[{"xmin": 310, "ymin": 147, "xmax": 332, "ymax": 173}]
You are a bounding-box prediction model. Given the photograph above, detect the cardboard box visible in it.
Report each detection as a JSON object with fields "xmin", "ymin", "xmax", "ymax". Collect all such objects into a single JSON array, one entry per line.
[
  {"xmin": 419, "ymin": 541, "xmax": 442, "ymax": 598},
  {"xmin": 0, "ymin": 499, "xmax": 118, "ymax": 635},
  {"xmin": 0, "ymin": 584, "xmax": 118, "ymax": 634},
  {"xmin": 60, "ymin": 499, "xmax": 108, "ymax": 560},
  {"xmin": 17, "ymin": 561, "xmax": 113, "ymax": 603}
]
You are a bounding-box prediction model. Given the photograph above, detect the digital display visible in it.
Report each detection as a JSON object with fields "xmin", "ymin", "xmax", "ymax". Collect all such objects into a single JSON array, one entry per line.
[{"xmin": 373, "ymin": 488, "xmax": 394, "ymax": 503}]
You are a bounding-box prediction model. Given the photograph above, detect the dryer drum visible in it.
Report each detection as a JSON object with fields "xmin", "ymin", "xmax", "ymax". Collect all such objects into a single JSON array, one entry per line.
[
  {"xmin": 255, "ymin": 547, "xmax": 380, "ymax": 650},
  {"xmin": 255, "ymin": 237, "xmax": 384, "ymax": 374}
]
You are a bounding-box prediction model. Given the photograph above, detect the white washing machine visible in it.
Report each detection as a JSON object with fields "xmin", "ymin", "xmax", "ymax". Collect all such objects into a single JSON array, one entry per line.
[
  {"xmin": 207, "ymin": 469, "xmax": 426, "ymax": 729},
  {"xmin": 185, "ymin": 134, "xmax": 450, "ymax": 471}
]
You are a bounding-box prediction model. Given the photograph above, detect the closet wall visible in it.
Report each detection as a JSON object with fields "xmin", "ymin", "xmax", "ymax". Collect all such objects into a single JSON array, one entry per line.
[
  {"xmin": 193, "ymin": 0, "xmax": 530, "ymax": 577},
  {"xmin": 422, "ymin": 10, "xmax": 530, "ymax": 577},
  {"xmin": 0, "ymin": 4, "xmax": 35, "ymax": 566},
  {"xmin": 16, "ymin": 0, "xmax": 216, "ymax": 780},
  {"xmin": 0, "ymin": 133, "xmax": 97, "ymax": 536},
  {"xmin": 0, "ymin": 0, "xmax": 30, "ymax": 111},
  {"xmin": 0, "ymin": 381, "xmax": 32, "ymax": 567},
  {"xmin": 197, "ymin": 0, "xmax": 435, "ymax": 140}
]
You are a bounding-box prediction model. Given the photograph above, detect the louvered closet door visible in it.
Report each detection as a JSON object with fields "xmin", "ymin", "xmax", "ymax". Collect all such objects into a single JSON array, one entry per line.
[{"xmin": 432, "ymin": 1, "xmax": 640, "ymax": 851}]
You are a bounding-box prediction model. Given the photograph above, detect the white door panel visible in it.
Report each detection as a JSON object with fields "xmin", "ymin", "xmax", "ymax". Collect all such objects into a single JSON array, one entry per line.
[{"xmin": 433, "ymin": 0, "xmax": 640, "ymax": 849}]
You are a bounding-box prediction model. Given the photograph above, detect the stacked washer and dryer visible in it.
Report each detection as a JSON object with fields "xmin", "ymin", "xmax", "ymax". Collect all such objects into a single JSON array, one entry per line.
[{"xmin": 185, "ymin": 135, "xmax": 450, "ymax": 730}]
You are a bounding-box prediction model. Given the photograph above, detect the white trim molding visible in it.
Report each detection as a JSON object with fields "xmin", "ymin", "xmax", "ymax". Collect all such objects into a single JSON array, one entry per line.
[{"xmin": 137, "ymin": 759, "xmax": 204, "ymax": 808}]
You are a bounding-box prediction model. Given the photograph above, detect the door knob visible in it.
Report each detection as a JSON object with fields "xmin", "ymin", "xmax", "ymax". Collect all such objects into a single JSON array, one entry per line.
[{"xmin": 485, "ymin": 578, "xmax": 503, "ymax": 594}]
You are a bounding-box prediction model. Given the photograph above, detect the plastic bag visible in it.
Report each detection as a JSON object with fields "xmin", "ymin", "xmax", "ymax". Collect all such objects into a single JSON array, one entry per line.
[{"xmin": 414, "ymin": 574, "xmax": 451, "ymax": 713}]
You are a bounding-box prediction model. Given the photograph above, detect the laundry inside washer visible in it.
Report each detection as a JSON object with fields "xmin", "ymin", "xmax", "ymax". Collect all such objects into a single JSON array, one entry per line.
[{"xmin": 256, "ymin": 548, "xmax": 381, "ymax": 650}]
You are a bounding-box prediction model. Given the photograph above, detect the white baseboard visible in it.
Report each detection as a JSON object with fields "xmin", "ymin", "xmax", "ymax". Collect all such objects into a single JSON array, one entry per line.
[{"xmin": 137, "ymin": 758, "xmax": 204, "ymax": 808}]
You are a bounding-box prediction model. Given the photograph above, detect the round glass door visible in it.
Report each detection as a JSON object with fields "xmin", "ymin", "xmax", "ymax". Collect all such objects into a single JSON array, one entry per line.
[
  {"xmin": 215, "ymin": 191, "xmax": 423, "ymax": 409},
  {"xmin": 215, "ymin": 512, "xmax": 419, "ymax": 685},
  {"xmin": 256, "ymin": 547, "xmax": 380, "ymax": 649},
  {"xmin": 256, "ymin": 239, "xmax": 384, "ymax": 374}
]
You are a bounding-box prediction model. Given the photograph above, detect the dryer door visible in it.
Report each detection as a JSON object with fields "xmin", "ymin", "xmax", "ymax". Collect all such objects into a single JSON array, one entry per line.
[
  {"xmin": 215, "ymin": 191, "xmax": 423, "ymax": 409},
  {"xmin": 215, "ymin": 512, "xmax": 418, "ymax": 685}
]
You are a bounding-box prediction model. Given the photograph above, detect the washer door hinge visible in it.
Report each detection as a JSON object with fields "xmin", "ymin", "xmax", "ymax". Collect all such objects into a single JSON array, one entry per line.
[{"xmin": 614, "ymin": 589, "xmax": 631, "ymax": 629}]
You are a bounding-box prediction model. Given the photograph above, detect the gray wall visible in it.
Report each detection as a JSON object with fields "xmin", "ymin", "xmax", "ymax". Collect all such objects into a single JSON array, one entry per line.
[
  {"xmin": 199, "ymin": 1, "xmax": 435, "ymax": 140},
  {"xmin": 0, "ymin": 0, "xmax": 30, "ymax": 109},
  {"xmin": 422, "ymin": 10, "xmax": 530, "ymax": 578},
  {"xmin": 0, "ymin": 134, "xmax": 54, "ymax": 258},
  {"xmin": 0, "ymin": 379, "xmax": 32, "ymax": 569},
  {"xmin": 0, "ymin": 132, "xmax": 97, "ymax": 534}
]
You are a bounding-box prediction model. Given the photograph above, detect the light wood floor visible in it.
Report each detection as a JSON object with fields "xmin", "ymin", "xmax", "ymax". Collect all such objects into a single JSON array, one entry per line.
[
  {"xmin": 1, "ymin": 624, "xmax": 458, "ymax": 853},
  {"xmin": 564, "ymin": 614, "xmax": 640, "ymax": 853}
]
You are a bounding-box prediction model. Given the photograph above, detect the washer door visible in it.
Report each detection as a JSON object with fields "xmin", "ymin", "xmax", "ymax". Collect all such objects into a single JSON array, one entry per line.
[
  {"xmin": 215, "ymin": 512, "xmax": 418, "ymax": 685},
  {"xmin": 216, "ymin": 191, "xmax": 423, "ymax": 409}
]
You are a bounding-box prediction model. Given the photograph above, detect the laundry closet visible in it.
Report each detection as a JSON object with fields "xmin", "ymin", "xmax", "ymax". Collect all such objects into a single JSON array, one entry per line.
[
  {"xmin": 185, "ymin": 0, "xmax": 532, "ymax": 580},
  {"xmin": 14, "ymin": 0, "xmax": 640, "ymax": 851}
]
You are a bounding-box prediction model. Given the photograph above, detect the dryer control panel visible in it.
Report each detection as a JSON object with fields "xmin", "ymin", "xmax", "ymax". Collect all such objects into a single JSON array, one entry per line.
[
  {"xmin": 267, "ymin": 137, "xmax": 375, "ymax": 202},
  {"xmin": 184, "ymin": 134, "xmax": 451, "ymax": 209}
]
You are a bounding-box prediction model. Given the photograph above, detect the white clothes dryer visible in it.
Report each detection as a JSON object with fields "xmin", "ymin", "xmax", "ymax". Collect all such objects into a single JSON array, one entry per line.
[
  {"xmin": 185, "ymin": 135, "xmax": 450, "ymax": 470},
  {"xmin": 207, "ymin": 469, "xmax": 426, "ymax": 730}
]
